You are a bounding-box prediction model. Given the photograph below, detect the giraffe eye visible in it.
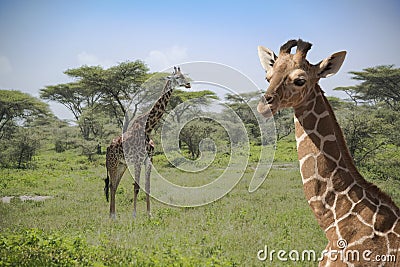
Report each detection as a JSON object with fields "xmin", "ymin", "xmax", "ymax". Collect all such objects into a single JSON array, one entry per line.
[{"xmin": 294, "ymin": 78, "xmax": 306, "ymax": 86}]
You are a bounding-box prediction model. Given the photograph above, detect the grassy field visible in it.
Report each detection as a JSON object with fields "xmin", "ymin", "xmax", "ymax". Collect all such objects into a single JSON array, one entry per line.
[{"xmin": 1, "ymin": 138, "xmax": 399, "ymax": 266}]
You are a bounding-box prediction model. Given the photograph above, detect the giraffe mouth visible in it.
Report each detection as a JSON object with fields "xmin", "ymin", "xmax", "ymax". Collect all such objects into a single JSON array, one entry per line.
[
  {"xmin": 257, "ymin": 102, "xmax": 275, "ymax": 118},
  {"xmin": 257, "ymin": 95, "xmax": 278, "ymax": 118},
  {"xmin": 183, "ymin": 83, "xmax": 191, "ymax": 88}
]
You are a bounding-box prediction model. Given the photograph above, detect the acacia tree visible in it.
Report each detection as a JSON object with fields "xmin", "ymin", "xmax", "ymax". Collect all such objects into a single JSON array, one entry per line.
[
  {"xmin": 273, "ymin": 109, "xmax": 294, "ymax": 141},
  {"xmin": 347, "ymin": 65, "xmax": 400, "ymax": 110},
  {"xmin": 0, "ymin": 90, "xmax": 50, "ymax": 140},
  {"xmin": 223, "ymin": 91, "xmax": 261, "ymax": 141},
  {"xmin": 97, "ymin": 61, "xmax": 151, "ymax": 129},
  {"xmin": 9, "ymin": 128, "xmax": 41, "ymax": 168},
  {"xmin": 334, "ymin": 65, "xmax": 400, "ymax": 180},
  {"xmin": 0, "ymin": 90, "xmax": 51, "ymax": 167},
  {"xmin": 179, "ymin": 118, "xmax": 218, "ymax": 159},
  {"xmin": 40, "ymin": 61, "xmax": 150, "ymax": 138},
  {"xmin": 168, "ymin": 89, "xmax": 218, "ymax": 123}
]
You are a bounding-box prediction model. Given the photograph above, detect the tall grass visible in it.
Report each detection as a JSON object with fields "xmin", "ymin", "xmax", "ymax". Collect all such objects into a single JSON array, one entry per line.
[{"xmin": 1, "ymin": 140, "xmax": 399, "ymax": 266}]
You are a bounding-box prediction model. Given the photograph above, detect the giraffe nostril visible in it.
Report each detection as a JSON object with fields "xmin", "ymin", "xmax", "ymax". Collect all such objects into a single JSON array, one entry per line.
[{"xmin": 265, "ymin": 96, "xmax": 274, "ymax": 105}]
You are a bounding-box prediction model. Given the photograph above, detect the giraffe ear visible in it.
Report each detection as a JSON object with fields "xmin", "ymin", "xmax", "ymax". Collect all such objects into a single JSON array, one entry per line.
[
  {"xmin": 317, "ymin": 51, "xmax": 346, "ymax": 78},
  {"xmin": 258, "ymin": 45, "xmax": 277, "ymax": 73}
]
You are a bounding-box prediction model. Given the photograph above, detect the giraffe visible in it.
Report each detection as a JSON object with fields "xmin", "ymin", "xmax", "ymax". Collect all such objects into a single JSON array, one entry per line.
[
  {"xmin": 257, "ymin": 39, "xmax": 400, "ymax": 266},
  {"xmin": 105, "ymin": 67, "xmax": 191, "ymax": 219}
]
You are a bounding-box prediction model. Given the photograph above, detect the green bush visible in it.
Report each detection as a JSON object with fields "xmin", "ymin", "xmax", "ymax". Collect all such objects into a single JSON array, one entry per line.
[
  {"xmin": 0, "ymin": 229, "xmax": 237, "ymax": 266},
  {"xmin": 0, "ymin": 229, "xmax": 97, "ymax": 266}
]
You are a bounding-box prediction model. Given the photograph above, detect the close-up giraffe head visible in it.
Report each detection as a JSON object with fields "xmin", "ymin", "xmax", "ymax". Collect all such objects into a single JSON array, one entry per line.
[
  {"xmin": 257, "ymin": 39, "xmax": 346, "ymax": 118},
  {"xmin": 166, "ymin": 66, "xmax": 191, "ymax": 89}
]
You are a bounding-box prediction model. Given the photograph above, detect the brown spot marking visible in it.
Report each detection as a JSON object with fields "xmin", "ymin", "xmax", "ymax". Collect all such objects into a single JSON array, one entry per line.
[
  {"xmin": 301, "ymin": 156, "xmax": 315, "ymax": 180},
  {"xmin": 349, "ymin": 235, "xmax": 388, "ymax": 264},
  {"xmin": 325, "ymin": 227, "xmax": 338, "ymax": 242},
  {"xmin": 331, "ymin": 168, "xmax": 353, "ymax": 192},
  {"xmin": 316, "ymin": 153, "xmax": 337, "ymax": 178},
  {"xmin": 297, "ymin": 137, "xmax": 320, "ymax": 160},
  {"xmin": 304, "ymin": 99, "xmax": 315, "ymax": 111},
  {"xmin": 304, "ymin": 179, "xmax": 327, "ymax": 200},
  {"xmin": 309, "ymin": 200, "xmax": 334, "ymax": 229},
  {"xmin": 303, "ymin": 112, "xmax": 318, "ymax": 131},
  {"xmin": 365, "ymin": 191, "xmax": 380, "ymax": 206},
  {"xmin": 308, "ymin": 132, "xmax": 321, "ymax": 149},
  {"xmin": 337, "ymin": 157, "xmax": 346, "ymax": 169},
  {"xmin": 316, "ymin": 115, "xmax": 334, "ymax": 137},
  {"xmin": 323, "ymin": 140, "xmax": 340, "ymax": 161},
  {"xmin": 348, "ymin": 184, "xmax": 364, "ymax": 203},
  {"xmin": 337, "ymin": 214, "xmax": 373, "ymax": 244},
  {"xmin": 388, "ymin": 232, "xmax": 400, "ymax": 250},
  {"xmin": 325, "ymin": 190, "xmax": 336, "ymax": 207},
  {"xmin": 306, "ymin": 89, "xmax": 316, "ymax": 101},
  {"xmin": 313, "ymin": 95, "xmax": 326, "ymax": 115},
  {"xmin": 335, "ymin": 194, "xmax": 353, "ymax": 219},
  {"xmin": 295, "ymin": 120, "xmax": 304, "ymax": 139},
  {"xmin": 352, "ymin": 199, "xmax": 376, "ymax": 225},
  {"xmin": 374, "ymin": 205, "xmax": 397, "ymax": 233}
]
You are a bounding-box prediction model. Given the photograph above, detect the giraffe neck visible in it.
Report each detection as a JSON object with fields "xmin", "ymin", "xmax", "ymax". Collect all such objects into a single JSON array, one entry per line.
[
  {"xmin": 145, "ymin": 79, "xmax": 173, "ymax": 135},
  {"xmin": 293, "ymin": 84, "xmax": 400, "ymax": 233}
]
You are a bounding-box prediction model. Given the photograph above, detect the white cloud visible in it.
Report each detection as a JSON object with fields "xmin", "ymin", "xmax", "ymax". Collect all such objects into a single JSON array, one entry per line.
[
  {"xmin": 77, "ymin": 51, "xmax": 102, "ymax": 66},
  {"xmin": 77, "ymin": 52, "xmax": 112, "ymax": 67},
  {"xmin": 145, "ymin": 45, "xmax": 188, "ymax": 71},
  {"xmin": 0, "ymin": 56, "xmax": 12, "ymax": 74}
]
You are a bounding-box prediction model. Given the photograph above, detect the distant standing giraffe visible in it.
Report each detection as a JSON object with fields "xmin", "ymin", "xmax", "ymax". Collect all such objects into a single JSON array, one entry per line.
[
  {"xmin": 105, "ymin": 67, "xmax": 191, "ymax": 219},
  {"xmin": 257, "ymin": 39, "xmax": 399, "ymax": 266}
]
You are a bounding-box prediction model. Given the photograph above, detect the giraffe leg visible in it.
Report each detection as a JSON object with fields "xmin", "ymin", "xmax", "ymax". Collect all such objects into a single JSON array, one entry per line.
[
  {"xmin": 109, "ymin": 184, "xmax": 116, "ymax": 220},
  {"xmin": 104, "ymin": 175, "xmax": 109, "ymax": 202},
  {"xmin": 145, "ymin": 156, "xmax": 152, "ymax": 217},
  {"xmin": 108, "ymin": 164, "xmax": 117, "ymax": 219},
  {"xmin": 133, "ymin": 163, "xmax": 141, "ymax": 218},
  {"xmin": 109, "ymin": 163, "xmax": 126, "ymax": 220}
]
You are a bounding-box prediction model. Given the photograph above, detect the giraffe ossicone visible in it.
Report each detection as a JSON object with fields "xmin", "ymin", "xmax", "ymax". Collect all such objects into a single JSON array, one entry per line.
[
  {"xmin": 105, "ymin": 66, "xmax": 191, "ymax": 219},
  {"xmin": 257, "ymin": 39, "xmax": 400, "ymax": 267}
]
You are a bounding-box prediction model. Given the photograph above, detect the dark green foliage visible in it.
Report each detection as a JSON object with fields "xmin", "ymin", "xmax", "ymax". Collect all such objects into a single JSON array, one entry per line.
[
  {"xmin": 223, "ymin": 92, "xmax": 262, "ymax": 141},
  {"xmin": 335, "ymin": 65, "xmax": 400, "ymax": 181},
  {"xmin": 273, "ymin": 109, "xmax": 294, "ymax": 141},
  {"xmin": 40, "ymin": 61, "xmax": 149, "ymax": 136},
  {"xmin": 9, "ymin": 128, "xmax": 41, "ymax": 168},
  {"xmin": 179, "ymin": 118, "xmax": 219, "ymax": 159},
  {"xmin": 168, "ymin": 89, "xmax": 218, "ymax": 123},
  {"xmin": 0, "ymin": 139, "xmax": 398, "ymax": 266},
  {"xmin": 0, "ymin": 229, "xmax": 96, "ymax": 266},
  {"xmin": 0, "ymin": 90, "xmax": 50, "ymax": 140},
  {"xmin": 0, "ymin": 90, "xmax": 52, "ymax": 168},
  {"xmin": 0, "ymin": 228, "xmax": 237, "ymax": 267}
]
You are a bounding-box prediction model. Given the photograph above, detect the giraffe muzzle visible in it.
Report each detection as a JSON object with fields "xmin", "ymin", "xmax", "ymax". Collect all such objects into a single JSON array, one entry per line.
[{"xmin": 257, "ymin": 95, "xmax": 277, "ymax": 118}]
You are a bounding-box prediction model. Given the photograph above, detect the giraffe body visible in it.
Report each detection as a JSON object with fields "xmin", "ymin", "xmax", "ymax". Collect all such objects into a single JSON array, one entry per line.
[
  {"xmin": 257, "ymin": 39, "xmax": 400, "ymax": 266},
  {"xmin": 105, "ymin": 67, "xmax": 190, "ymax": 219}
]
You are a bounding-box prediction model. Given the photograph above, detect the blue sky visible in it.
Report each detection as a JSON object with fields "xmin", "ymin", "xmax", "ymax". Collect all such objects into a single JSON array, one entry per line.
[{"xmin": 0, "ymin": 0, "xmax": 399, "ymax": 119}]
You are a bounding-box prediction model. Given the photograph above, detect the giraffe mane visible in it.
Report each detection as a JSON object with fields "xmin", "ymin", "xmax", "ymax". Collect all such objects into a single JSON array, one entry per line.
[{"xmin": 318, "ymin": 84, "xmax": 400, "ymax": 215}]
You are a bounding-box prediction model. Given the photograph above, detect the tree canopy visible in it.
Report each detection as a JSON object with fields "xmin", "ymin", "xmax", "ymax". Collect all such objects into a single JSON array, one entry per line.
[
  {"xmin": 41, "ymin": 60, "xmax": 149, "ymax": 123},
  {"xmin": 335, "ymin": 65, "xmax": 400, "ymax": 110},
  {"xmin": 334, "ymin": 65, "xmax": 400, "ymax": 180},
  {"xmin": 0, "ymin": 89, "xmax": 50, "ymax": 139}
]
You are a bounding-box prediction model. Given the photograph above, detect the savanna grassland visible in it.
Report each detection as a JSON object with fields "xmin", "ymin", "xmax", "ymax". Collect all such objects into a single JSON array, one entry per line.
[{"xmin": 1, "ymin": 138, "xmax": 400, "ymax": 267}]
